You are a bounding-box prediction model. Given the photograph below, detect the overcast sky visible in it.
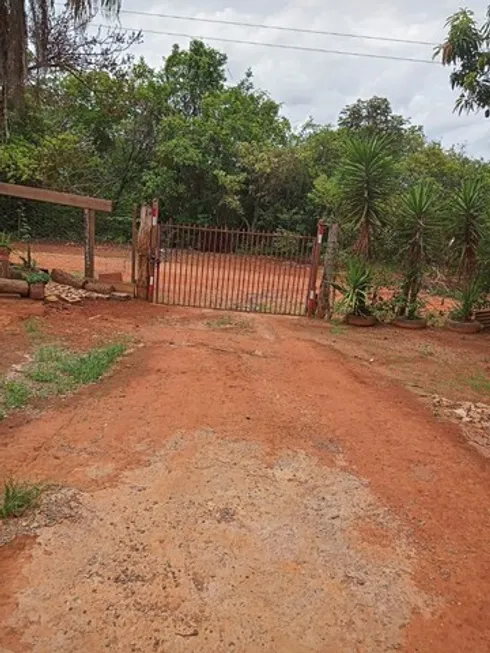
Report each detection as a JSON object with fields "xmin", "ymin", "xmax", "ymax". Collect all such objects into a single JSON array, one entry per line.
[{"xmin": 102, "ymin": 0, "xmax": 490, "ymax": 157}]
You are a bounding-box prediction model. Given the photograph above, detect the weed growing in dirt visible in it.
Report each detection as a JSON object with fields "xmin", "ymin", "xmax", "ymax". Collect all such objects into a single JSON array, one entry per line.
[
  {"xmin": 465, "ymin": 372, "xmax": 490, "ymax": 394},
  {"xmin": 206, "ymin": 316, "xmax": 252, "ymax": 330},
  {"xmin": 330, "ymin": 322, "xmax": 347, "ymax": 336},
  {"xmin": 0, "ymin": 479, "xmax": 41, "ymax": 519},
  {"xmin": 23, "ymin": 317, "xmax": 43, "ymax": 339},
  {"xmin": 0, "ymin": 380, "xmax": 31, "ymax": 410},
  {"xmin": 0, "ymin": 342, "xmax": 127, "ymax": 419}
]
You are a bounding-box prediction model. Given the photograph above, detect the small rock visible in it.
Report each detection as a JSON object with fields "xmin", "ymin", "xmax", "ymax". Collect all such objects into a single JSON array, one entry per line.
[
  {"xmin": 44, "ymin": 295, "xmax": 59, "ymax": 303},
  {"xmin": 453, "ymin": 408, "xmax": 467, "ymax": 419}
]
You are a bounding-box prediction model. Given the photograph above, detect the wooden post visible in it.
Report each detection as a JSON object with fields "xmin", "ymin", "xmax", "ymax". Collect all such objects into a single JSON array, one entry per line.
[
  {"xmin": 136, "ymin": 205, "xmax": 152, "ymax": 299},
  {"xmin": 84, "ymin": 208, "xmax": 95, "ymax": 279},
  {"xmin": 148, "ymin": 199, "xmax": 159, "ymax": 302},
  {"xmin": 131, "ymin": 203, "xmax": 138, "ymax": 285},
  {"xmin": 306, "ymin": 221, "xmax": 325, "ymax": 317},
  {"xmin": 317, "ymin": 222, "xmax": 339, "ymax": 320}
]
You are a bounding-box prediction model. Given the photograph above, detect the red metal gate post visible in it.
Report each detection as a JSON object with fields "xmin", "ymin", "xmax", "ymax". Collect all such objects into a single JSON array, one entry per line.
[{"xmin": 306, "ymin": 220, "xmax": 325, "ymax": 317}]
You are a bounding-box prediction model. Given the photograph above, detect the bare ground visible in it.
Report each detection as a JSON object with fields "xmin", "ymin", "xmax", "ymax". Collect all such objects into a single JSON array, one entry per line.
[{"xmin": 1, "ymin": 299, "xmax": 490, "ymax": 653}]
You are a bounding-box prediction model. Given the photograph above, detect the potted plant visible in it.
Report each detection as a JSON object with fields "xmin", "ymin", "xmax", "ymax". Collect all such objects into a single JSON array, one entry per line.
[
  {"xmin": 393, "ymin": 182, "xmax": 439, "ymax": 330},
  {"xmin": 334, "ymin": 258, "xmax": 377, "ymax": 326},
  {"xmin": 446, "ymin": 279, "xmax": 483, "ymax": 333},
  {"xmin": 393, "ymin": 293, "xmax": 428, "ymax": 329},
  {"xmin": 24, "ymin": 271, "xmax": 50, "ymax": 300}
]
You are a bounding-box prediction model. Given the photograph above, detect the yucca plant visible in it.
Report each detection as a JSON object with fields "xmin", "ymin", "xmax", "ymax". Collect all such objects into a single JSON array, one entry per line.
[
  {"xmin": 333, "ymin": 258, "xmax": 373, "ymax": 316},
  {"xmin": 340, "ymin": 135, "xmax": 394, "ymax": 259},
  {"xmin": 450, "ymin": 277, "xmax": 484, "ymax": 322},
  {"xmin": 397, "ymin": 182, "xmax": 439, "ymax": 319},
  {"xmin": 449, "ymin": 178, "xmax": 487, "ymax": 281}
]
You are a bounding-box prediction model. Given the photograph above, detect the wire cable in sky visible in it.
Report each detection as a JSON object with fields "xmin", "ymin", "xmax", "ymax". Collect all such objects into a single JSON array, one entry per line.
[
  {"xmin": 117, "ymin": 8, "xmax": 437, "ymax": 47},
  {"xmin": 93, "ymin": 24, "xmax": 440, "ymax": 65}
]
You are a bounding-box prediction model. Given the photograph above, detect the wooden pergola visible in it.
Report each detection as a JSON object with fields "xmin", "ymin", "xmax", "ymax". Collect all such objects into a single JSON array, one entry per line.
[{"xmin": 0, "ymin": 182, "xmax": 112, "ymax": 278}]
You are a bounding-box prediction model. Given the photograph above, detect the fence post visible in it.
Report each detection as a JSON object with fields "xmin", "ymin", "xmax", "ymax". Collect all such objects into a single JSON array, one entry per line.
[
  {"xmin": 317, "ymin": 222, "xmax": 339, "ymax": 319},
  {"xmin": 131, "ymin": 203, "xmax": 138, "ymax": 285},
  {"xmin": 84, "ymin": 208, "xmax": 95, "ymax": 279},
  {"xmin": 306, "ymin": 220, "xmax": 325, "ymax": 317},
  {"xmin": 136, "ymin": 205, "xmax": 152, "ymax": 299}
]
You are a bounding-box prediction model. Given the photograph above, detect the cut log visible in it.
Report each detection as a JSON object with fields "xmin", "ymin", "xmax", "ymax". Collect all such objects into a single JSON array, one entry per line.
[
  {"xmin": 51, "ymin": 268, "xmax": 85, "ymax": 289},
  {"xmin": 84, "ymin": 281, "xmax": 114, "ymax": 295},
  {"xmin": 0, "ymin": 279, "xmax": 29, "ymax": 296}
]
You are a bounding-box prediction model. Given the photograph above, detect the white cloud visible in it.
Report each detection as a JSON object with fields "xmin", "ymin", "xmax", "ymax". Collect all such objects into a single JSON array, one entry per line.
[{"xmin": 109, "ymin": 0, "xmax": 490, "ymax": 156}]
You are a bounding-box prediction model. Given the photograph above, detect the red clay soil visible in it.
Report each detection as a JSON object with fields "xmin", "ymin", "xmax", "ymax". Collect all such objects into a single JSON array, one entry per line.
[{"xmin": 0, "ymin": 302, "xmax": 489, "ymax": 652}]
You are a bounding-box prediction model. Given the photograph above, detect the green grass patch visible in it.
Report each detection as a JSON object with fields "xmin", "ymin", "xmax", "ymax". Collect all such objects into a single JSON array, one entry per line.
[
  {"xmin": 465, "ymin": 372, "xmax": 490, "ymax": 394},
  {"xmin": 0, "ymin": 341, "xmax": 127, "ymax": 419},
  {"xmin": 0, "ymin": 479, "xmax": 41, "ymax": 519}
]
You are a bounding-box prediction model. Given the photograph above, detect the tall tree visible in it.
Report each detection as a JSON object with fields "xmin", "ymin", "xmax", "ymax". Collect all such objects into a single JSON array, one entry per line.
[
  {"xmin": 449, "ymin": 178, "xmax": 488, "ymax": 279},
  {"xmin": 338, "ymin": 96, "xmax": 408, "ymax": 136},
  {"xmin": 396, "ymin": 182, "xmax": 439, "ymax": 318},
  {"xmin": 0, "ymin": 0, "xmax": 122, "ymax": 138},
  {"xmin": 340, "ymin": 135, "xmax": 393, "ymax": 258},
  {"xmin": 436, "ymin": 6, "xmax": 490, "ymax": 115}
]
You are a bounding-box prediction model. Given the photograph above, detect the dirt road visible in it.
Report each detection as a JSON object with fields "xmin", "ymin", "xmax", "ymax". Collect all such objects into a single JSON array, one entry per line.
[{"xmin": 1, "ymin": 305, "xmax": 489, "ymax": 653}]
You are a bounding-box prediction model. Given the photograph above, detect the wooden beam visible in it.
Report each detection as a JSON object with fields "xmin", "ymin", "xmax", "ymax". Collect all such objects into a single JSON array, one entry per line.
[
  {"xmin": 84, "ymin": 209, "xmax": 95, "ymax": 279},
  {"xmin": 0, "ymin": 182, "xmax": 112, "ymax": 212}
]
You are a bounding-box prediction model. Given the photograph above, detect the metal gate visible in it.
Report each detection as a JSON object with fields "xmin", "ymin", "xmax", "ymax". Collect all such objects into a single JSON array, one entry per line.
[{"xmin": 154, "ymin": 223, "xmax": 322, "ymax": 315}]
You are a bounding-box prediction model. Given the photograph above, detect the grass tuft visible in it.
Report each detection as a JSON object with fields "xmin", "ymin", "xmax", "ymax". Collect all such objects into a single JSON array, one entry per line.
[
  {"xmin": 23, "ymin": 317, "xmax": 43, "ymax": 339},
  {"xmin": 0, "ymin": 479, "xmax": 41, "ymax": 519},
  {"xmin": 1, "ymin": 380, "xmax": 31, "ymax": 409}
]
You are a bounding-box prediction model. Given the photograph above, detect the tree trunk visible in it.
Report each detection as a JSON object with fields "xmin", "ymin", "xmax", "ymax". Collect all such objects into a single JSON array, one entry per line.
[{"xmin": 317, "ymin": 223, "xmax": 339, "ymax": 319}]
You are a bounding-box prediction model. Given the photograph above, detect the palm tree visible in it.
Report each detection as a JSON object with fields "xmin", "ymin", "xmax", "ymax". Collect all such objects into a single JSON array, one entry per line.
[
  {"xmin": 340, "ymin": 134, "xmax": 393, "ymax": 259},
  {"xmin": 0, "ymin": 0, "xmax": 120, "ymax": 134},
  {"xmin": 397, "ymin": 181, "xmax": 439, "ymax": 318},
  {"xmin": 450, "ymin": 178, "xmax": 487, "ymax": 281}
]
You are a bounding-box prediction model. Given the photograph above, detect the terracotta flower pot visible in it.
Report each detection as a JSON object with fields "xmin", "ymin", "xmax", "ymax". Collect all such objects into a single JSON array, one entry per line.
[
  {"xmin": 393, "ymin": 316, "xmax": 427, "ymax": 330},
  {"xmin": 29, "ymin": 282, "xmax": 46, "ymax": 301},
  {"xmin": 345, "ymin": 314, "xmax": 377, "ymax": 327},
  {"xmin": 445, "ymin": 319, "xmax": 482, "ymax": 334}
]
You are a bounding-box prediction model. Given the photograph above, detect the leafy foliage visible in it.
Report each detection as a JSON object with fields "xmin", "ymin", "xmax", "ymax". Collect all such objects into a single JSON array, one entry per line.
[{"xmin": 436, "ymin": 7, "xmax": 490, "ymax": 115}]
